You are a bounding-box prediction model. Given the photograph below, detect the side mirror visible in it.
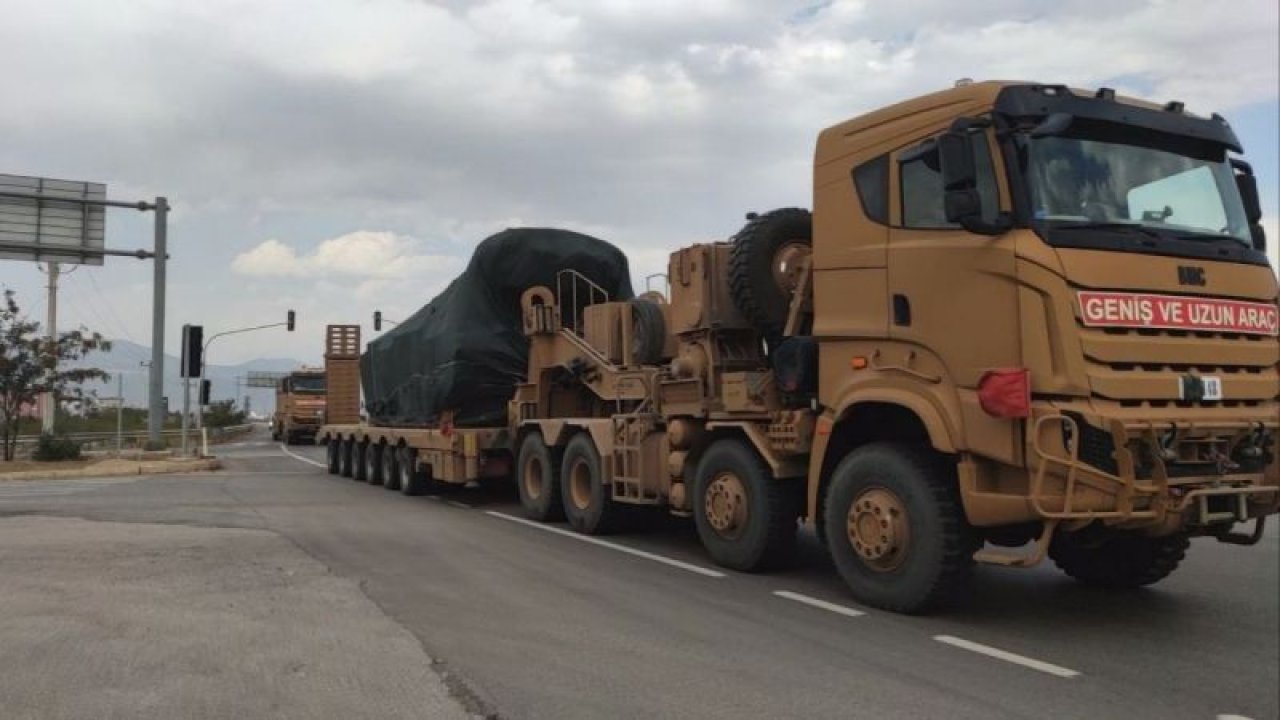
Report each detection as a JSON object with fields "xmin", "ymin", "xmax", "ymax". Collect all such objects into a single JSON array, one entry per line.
[
  {"xmin": 938, "ymin": 131, "xmax": 975, "ymax": 193},
  {"xmin": 1233, "ymin": 162, "xmax": 1267, "ymax": 253},
  {"xmin": 938, "ymin": 130, "xmax": 1008, "ymax": 235}
]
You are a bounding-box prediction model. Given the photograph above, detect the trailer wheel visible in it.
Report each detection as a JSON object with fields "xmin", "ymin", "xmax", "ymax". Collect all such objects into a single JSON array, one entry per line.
[
  {"xmin": 339, "ymin": 438, "xmax": 355, "ymax": 478},
  {"xmin": 517, "ymin": 432, "xmax": 564, "ymax": 522},
  {"xmin": 693, "ymin": 438, "xmax": 800, "ymax": 571},
  {"xmin": 326, "ymin": 437, "xmax": 341, "ymax": 475},
  {"xmin": 728, "ymin": 208, "xmax": 812, "ymax": 339},
  {"xmin": 368, "ymin": 440, "xmax": 386, "ymax": 484},
  {"xmin": 823, "ymin": 443, "xmax": 975, "ymax": 614},
  {"xmin": 1049, "ymin": 527, "xmax": 1189, "ymax": 588},
  {"xmin": 381, "ymin": 444, "xmax": 401, "ymax": 491},
  {"xmin": 560, "ymin": 433, "xmax": 625, "ymax": 535},
  {"xmin": 399, "ymin": 448, "xmax": 428, "ymax": 496},
  {"xmin": 354, "ymin": 442, "xmax": 369, "ymax": 482}
]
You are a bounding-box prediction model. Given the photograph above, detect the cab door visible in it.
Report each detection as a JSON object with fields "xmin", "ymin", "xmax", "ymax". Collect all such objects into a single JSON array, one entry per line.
[{"xmin": 885, "ymin": 129, "xmax": 1022, "ymax": 459}]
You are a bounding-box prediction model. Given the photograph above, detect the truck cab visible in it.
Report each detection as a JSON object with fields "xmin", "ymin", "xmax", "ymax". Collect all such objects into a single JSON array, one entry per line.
[
  {"xmin": 808, "ymin": 82, "xmax": 1277, "ymax": 603},
  {"xmin": 273, "ymin": 369, "xmax": 328, "ymax": 445}
]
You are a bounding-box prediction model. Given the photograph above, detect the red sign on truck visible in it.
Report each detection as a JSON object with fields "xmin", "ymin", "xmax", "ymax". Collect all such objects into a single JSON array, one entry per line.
[{"xmin": 1078, "ymin": 291, "xmax": 1279, "ymax": 336}]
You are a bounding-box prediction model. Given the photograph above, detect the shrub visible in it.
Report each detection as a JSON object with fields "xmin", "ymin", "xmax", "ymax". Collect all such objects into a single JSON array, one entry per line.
[{"xmin": 33, "ymin": 433, "xmax": 82, "ymax": 462}]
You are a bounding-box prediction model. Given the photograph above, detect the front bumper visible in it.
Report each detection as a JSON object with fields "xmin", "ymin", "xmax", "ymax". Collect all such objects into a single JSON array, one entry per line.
[{"xmin": 1027, "ymin": 409, "xmax": 1279, "ymax": 531}]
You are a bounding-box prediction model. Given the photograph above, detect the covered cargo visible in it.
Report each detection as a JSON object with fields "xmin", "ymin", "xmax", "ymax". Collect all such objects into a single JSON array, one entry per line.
[{"xmin": 361, "ymin": 228, "xmax": 633, "ymax": 427}]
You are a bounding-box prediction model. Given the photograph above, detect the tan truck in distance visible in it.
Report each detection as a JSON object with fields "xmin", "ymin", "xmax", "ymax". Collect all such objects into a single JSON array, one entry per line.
[
  {"xmin": 272, "ymin": 368, "xmax": 327, "ymax": 445},
  {"xmin": 319, "ymin": 81, "xmax": 1279, "ymax": 614}
]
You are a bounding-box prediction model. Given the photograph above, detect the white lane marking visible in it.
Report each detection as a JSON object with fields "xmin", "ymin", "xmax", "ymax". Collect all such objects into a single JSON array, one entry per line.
[
  {"xmin": 1217, "ymin": 715, "xmax": 1255, "ymax": 720},
  {"xmin": 933, "ymin": 635, "xmax": 1080, "ymax": 678},
  {"xmin": 278, "ymin": 443, "xmax": 326, "ymax": 469},
  {"xmin": 773, "ymin": 590, "xmax": 866, "ymax": 618},
  {"xmin": 446, "ymin": 500, "xmax": 472, "ymax": 509},
  {"xmin": 485, "ymin": 510, "xmax": 726, "ymax": 578}
]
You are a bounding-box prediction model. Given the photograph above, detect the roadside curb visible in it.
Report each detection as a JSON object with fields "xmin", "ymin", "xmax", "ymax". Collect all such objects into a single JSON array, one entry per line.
[{"xmin": 0, "ymin": 458, "xmax": 222, "ymax": 482}]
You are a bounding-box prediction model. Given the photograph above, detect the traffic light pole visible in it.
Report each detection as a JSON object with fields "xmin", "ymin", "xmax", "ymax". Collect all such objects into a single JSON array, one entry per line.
[{"xmin": 194, "ymin": 317, "xmax": 294, "ymax": 449}]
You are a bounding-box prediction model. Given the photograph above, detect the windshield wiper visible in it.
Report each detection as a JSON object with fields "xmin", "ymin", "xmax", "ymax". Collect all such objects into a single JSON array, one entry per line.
[
  {"xmin": 1049, "ymin": 221, "xmax": 1248, "ymax": 248},
  {"xmin": 1048, "ymin": 222, "xmax": 1167, "ymax": 240}
]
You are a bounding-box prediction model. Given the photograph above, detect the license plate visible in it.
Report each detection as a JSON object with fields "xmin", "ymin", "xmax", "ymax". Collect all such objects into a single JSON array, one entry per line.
[{"xmin": 1180, "ymin": 375, "xmax": 1223, "ymax": 402}]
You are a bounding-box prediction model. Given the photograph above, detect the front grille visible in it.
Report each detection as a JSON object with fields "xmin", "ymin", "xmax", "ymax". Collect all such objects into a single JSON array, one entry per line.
[{"xmin": 1079, "ymin": 324, "xmax": 1279, "ymax": 406}]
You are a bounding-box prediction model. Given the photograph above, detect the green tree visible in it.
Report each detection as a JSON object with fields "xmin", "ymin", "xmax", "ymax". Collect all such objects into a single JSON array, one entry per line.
[
  {"xmin": 0, "ymin": 288, "xmax": 111, "ymax": 461},
  {"xmin": 203, "ymin": 399, "xmax": 247, "ymax": 429}
]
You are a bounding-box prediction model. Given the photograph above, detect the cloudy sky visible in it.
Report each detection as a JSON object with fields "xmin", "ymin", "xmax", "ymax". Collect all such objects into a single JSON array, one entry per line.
[{"xmin": 2, "ymin": 0, "xmax": 1277, "ymax": 373}]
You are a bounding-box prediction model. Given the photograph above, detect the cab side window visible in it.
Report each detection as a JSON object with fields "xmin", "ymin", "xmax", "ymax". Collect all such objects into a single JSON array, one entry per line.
[
  {"xmin": 853, "ymin": 154, "xmax": 889, "ymax": 225},
  {"xmin": 900, "ymin": 133, "xmax": 999, "ymax": 229}
]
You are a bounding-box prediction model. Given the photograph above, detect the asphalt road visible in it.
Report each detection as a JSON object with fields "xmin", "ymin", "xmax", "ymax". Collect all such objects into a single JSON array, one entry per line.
[{"xmin": 2, "ymin": 427, "xmax": 1277, "ymax": 720}]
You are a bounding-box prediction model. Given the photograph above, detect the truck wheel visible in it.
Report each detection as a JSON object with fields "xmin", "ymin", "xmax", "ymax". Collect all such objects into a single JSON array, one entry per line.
[
  {"xmin": 326, "ymin": 437, "xmax": 341, "ymax": 475},
  {"xmin": 560, "ymin": 433, "xmax": 624, "ymax": 535},
  {"xmin": 728, "ymin": 207, "xmax": 812, "ymax": 339},
  {"xmin": 399, "ymin": 448, "xmax": 427, "ymax": 496},
  {"xmin": 693, "ymin": 438, "xmax": 799, "ymax": 571},
  {"xmin": 1049, "ymin": 527, "xmax": 1189, "ymax": 588},
  {"xmin": 381, "ymin": 445, "xmax": 401, "ymax": 491},
  {"xmin": 354, "ymin": 442, "xmax": 369, "ymax": 482},
  {"xmin": 365, "ymin": 443, "xmax": 384, "ymax": 486},
  {"xmin": 517, "ymin": 432, "xmax": 564, "ymax": 522},
  {"xmin": 823, "ymin": 443, "xmax": 975, "ymax": 614},
  {"xmin": 340, "ymin": 438, "xmax": 355, "ymax": 478}
]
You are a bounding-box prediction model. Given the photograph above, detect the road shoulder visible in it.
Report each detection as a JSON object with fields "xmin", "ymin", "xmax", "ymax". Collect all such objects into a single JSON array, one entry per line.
[{"xmin": 0, "ymin": 515, "xmax": 474, "ymax": 720}]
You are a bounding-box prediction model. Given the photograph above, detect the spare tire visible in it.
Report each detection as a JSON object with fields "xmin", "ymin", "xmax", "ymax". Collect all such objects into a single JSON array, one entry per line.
[
  {"xmin": 630, "ymin": 298, "xmax": 666, "ymax": 365},
  {"xmin": 728, "ymin": 208, "xmax": 813, "ymax": 339}
]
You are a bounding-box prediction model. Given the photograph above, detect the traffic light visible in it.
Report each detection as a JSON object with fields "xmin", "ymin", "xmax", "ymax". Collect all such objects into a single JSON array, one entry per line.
[
  {"xmin": 286, "ymin": 310, "xmax": 296, "ymax": 332},
  {"xmin": 181, "ymin": 324, "xmax": 203, "ymax": 378},
  {"xmin": 374, "ymin": 311, "xmax": 382, "ymax": 331},
  {"xmin": 199, "ymin": 379, "xmax": 211, "ymax": 406}
]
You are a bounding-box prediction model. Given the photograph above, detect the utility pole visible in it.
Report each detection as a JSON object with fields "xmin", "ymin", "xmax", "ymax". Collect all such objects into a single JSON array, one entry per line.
[
  {"xmin": 115, "ymin": 372, "xmax": 123, "ymax": 455},
  {"xmin": 146, "ymin": 197, "xmax": 168, "ymax": 449},
  {"xmin": 41, "ymin": 261, "xmax": 60, "ymax": 433}
]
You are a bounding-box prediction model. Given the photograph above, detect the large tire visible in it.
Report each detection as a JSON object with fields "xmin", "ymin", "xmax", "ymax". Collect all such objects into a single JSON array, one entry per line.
[
  {"xmin": 630, "ymin": 299, "xmax": 666, "ymax": 365},
  {"xmin": 693, "ymin": 438, "xmax": 800, "ymax": 571},
  {"xmin": 728, "ymin": 208, "xmax": 813, "ymax": 339},
  {"xmin": 517, "ymin": 432, "xmax": 563, "ymax": 522},
  {"xmin": 399, "ymin": 448, "xmax": 428, "ymax": 496},
  {"xmin": 560, "ymin": 433, "xmax": 625, "ymax": 535},
  {"xmin": 823, "ymin": 443, "xmax": 976, "ymax": 614},
  {"xmin": 339, "ymin": 438, "xmax": 356, "ymax": 478},
  {"xmin": 364, "ymin": 443, "xmax": 384, "ymax": 486},
  {"xmin": 1049, "ymin": 527, "xmax": 1189, "ymax": 588},
  {"xmin": 381, "ymin": 445, "xmax": 401, "ymax": 491},
  {"xmin": 354, "ymin": 442, "xmax": 369, "ymax": 482},
  {"xmin": 326, "ymin": 437, "xmax": 341, "ymax": 475}
]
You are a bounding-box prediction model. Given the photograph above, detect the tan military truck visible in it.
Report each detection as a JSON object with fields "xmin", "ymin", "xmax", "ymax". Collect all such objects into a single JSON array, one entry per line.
[
  {"xmin": 272, "ymin": 368, "xmax": 327, "ymax": 445},
  {"xmin": 322, "ymin": 81, "xmax": 1278, "ymax": 613}
]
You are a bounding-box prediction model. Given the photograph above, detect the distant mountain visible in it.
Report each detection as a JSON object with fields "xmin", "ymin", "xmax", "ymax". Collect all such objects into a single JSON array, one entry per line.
[{"xmin": 68, "ymin": 339, "xmax": 308, "ymax": 415}]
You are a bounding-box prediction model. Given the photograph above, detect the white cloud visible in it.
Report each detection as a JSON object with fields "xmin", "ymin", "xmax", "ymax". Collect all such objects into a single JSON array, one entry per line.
[
  {"xmin": 232, "ymin": 231, "xmax": 458, "ymax": 279},
  {"xmin": 230, "ymin": 239, "xmax": 303, "ymax": 277}
]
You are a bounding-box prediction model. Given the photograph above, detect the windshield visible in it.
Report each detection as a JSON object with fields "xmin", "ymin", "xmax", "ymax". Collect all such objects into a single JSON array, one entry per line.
[
  {"xmin": 1024, "ymin": 135, "xmax": 1251, "ymax": 245},
  {"xmin": 290, "ymin": 375, "xmax": 326, "ymax": 393}
]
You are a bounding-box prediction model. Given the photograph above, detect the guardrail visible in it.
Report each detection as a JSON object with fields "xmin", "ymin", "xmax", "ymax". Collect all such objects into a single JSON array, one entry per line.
[{"xmin": 11, "ymin": 424, "xmax": 254, "ymax": 456}]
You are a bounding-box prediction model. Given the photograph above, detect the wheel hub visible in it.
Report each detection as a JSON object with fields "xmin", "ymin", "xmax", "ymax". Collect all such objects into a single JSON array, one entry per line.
[
  {"xmin": 847, "ymin": 487, "xmax": 909, "ymax": 571},
  {"xmin": 771, "ymin": 242, "xmax": 812, "ymax": 295},
  {"xmin": 705, "ymin": 472, "xmax": 748, "ymax": 538}
]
